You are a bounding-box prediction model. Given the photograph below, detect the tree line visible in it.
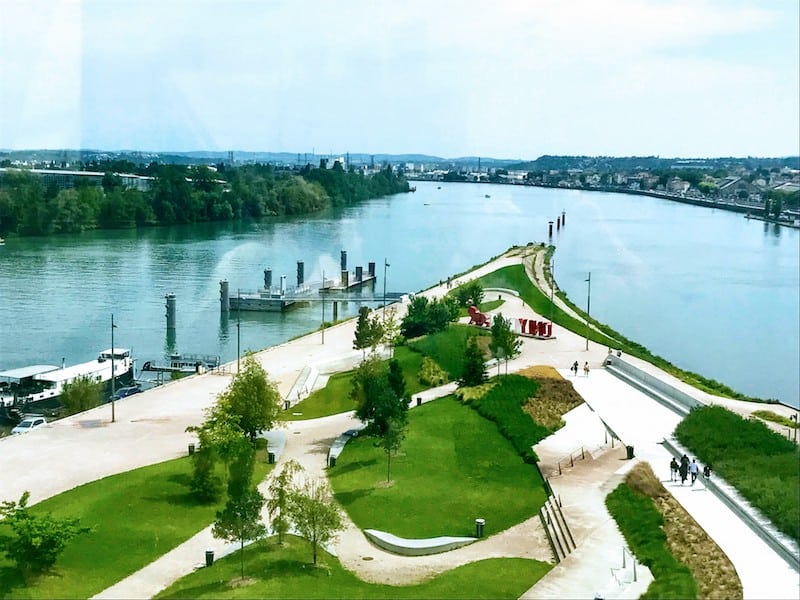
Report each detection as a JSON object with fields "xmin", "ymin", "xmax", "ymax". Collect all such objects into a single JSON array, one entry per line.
[{"xmin": 0, "ymin": 162, "xmax": 409, "ymax": 236}]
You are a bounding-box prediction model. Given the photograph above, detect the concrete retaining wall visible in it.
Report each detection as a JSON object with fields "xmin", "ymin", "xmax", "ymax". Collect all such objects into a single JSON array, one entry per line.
[{"xmin": 605, "ymin": 355, "xmax": 702, "ymax": 414}]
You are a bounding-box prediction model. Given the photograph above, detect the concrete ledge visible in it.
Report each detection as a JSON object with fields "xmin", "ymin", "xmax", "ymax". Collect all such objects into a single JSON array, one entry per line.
[
  {"xmin": 363, "ymin": 529, "xmax": 476, "ymax": 556},
  {"xmin": 662, "ymin": 437, "xmax": 800, "ymax": 572},
  {"xmin": 605, "ymin": 356, "xmax": 702, "ymax": 415}
]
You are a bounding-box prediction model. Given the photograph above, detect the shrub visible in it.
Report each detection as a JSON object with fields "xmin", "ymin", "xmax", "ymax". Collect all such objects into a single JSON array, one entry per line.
[
  {"xmin": 465, "ymin": 375, "xmax": 547, "ymax": 463},
  {"xmin": 419, "ymin": 357, "xmax": 447, "ymax": 387},
  {"xmin": 675, "ymin": 405, "xmax": 800, "ymax": 540}
]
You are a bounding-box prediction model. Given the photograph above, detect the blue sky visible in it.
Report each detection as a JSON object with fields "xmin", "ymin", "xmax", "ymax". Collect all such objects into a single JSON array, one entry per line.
[{"xmin": 1, "ymin": 0, "xmax": 798, "ymax": 158}]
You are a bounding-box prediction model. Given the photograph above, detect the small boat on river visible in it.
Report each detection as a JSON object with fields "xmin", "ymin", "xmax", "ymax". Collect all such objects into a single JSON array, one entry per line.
[{"xmin": 141, "ymin": 352, "xmax": 220, "ymax": 374}]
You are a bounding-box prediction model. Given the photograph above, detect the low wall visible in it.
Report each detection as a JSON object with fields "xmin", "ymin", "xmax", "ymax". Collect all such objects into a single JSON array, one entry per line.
[
  {"xmin": 363, "ymin": 529, "xmax": 476, "ymax": 556},
  {"xmin": 605, "ymin": 355, "xmax": 703, "ymax": 413}
]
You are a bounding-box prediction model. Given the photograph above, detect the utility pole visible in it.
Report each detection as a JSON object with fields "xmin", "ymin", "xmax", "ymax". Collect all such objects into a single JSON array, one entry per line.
[
  {"xmin": 321, "ymin": 270, "xmax": 325, "ymax": 345},
  {"xmin": 383, "ymin": 258, "xmax": 390, "ymax": 317},
  {"xmin": 237, "ymin": 289, "xmax": 241, "ymax": 373},
  {"xmin": 585, "ymin": 272, "xmax": 591, "ymax": 351},
  {"xmin": 549, "ymin": 259, "xmax": 555, "ymax": 322},
  {"xmin": 111, "ymin": 314, "xmax": 116, "ymax": 423}
]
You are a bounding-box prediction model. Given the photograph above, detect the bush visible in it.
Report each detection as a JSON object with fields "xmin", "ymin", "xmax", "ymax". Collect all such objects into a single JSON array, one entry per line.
[
  {"xmin": 464, "ymin": 375, "xmax": 547, "ymax": 463},
  {"xmin": 418, "ymin": 357, "xmax": 447, "ymax": 387},
  {"xmin": 606, "ymin": 483, "xmax": 697, "ymax": 599},
  {"xmin": 675, "ymin": 405, "xmax": 800, "ymax": 540}
]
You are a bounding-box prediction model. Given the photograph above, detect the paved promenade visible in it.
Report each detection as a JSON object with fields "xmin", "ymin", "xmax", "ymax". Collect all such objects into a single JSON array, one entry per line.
[{"xmin": 0, "ymin": 247, "xmax": 797, "ymax": 599}]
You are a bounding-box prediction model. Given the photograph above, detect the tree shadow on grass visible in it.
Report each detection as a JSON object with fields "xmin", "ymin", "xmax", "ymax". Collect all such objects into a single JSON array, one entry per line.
[
  {"xmin": 333, "ymin": 487, "xmax": 373, "ymax": 504},
  {"xmin": 0, "ymin": 566, "xmax": 26, "ymax": 598},
  {"xmin": 327, "ymin": 457, "xmax": 377, "ymax": 476}
]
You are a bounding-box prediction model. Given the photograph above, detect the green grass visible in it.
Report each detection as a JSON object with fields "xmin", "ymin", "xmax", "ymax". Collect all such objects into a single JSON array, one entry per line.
[
  {"xmin": 329, "ymin": 396, "xmax": 547, "ymax": 538},
  {"xmin": 606, "ymin": 483, "xmax": 697, "ymax": 599},
  {"xmin": 465, "ymin": 374, "xmax": 549, "ymax": 464},
  {"xmin": 0, "ymin": 453, "xmax": 272, "ymax": 599},
  {"xmin": 285, "ymin": 347, "xmax": 426, "ymax": 421},
  {"xmin": 408, "ymin": 324, "xmax": 489, "ymax": 380},
  {"xmin": 752, "ymin": 409, "xmax": 800, "ymax": 429},
  {"xmin": 156, "ymin": 535, "xmax": 551, "ymax": 599},
  {"xmin": 675, "ymin": 405, "xmax": 800, "ymax": 540},
  {"xmin": 455, "ymin": 298, "xmax": 504, "ymax": 317}
]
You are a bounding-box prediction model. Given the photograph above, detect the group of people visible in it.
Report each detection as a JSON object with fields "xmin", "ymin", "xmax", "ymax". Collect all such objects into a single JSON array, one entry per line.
[
  {"xmin": 570, "ymin": 360, "xmax": 590, "ymax": 377},
  {"xmin": 670, "ymin": 454, "xmax": 712, "ymax": 485}
]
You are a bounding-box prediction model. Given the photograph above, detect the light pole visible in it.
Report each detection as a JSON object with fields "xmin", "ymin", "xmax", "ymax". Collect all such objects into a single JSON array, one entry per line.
[
  {"xmin": 549, "ymin": 259, "xmax": 555, "ymax": 323},
  {"xmin": 585, "ymin": 272, "xmax": 591, "ymax": 351},
  {"xmin": 383, "ymin": 258, "xmax": 390, "ymax": 317},
  {"xmin": 236, "ymin": 288, "xmax": 241, "ymax": 373},
  {"xmin": 321, "ymin": 270, "xmax": 325, "ymax": 345},
  {"xmin": 111, "ymin": 314, "xmax": 117, "ymax": 423}
]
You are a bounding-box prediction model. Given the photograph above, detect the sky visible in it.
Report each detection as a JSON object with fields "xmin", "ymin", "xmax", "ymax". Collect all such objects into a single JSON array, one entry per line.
[{"xmin": 1, "ymin": 0, "xmax": 798, "ymax": 159}]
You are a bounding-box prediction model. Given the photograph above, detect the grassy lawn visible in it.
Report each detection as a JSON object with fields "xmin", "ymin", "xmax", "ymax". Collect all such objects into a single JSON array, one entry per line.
[
  {"xmin": 0, "ymin": 452, "xmax": 272, "ymax": 599},
  {"xmin": 284, "ymin": 347, "xmax": 426, "ymax": 421},
  {"xmin": 329, "ymin": 396, "xmax": 547, "ymax": 538},
  {"xmin": 156, "ymin": 535, "xmax": 551, "ymax": 599},
  {"xmin": 408, "ymin": 324, "xmax": 490, "ymax": 380}
]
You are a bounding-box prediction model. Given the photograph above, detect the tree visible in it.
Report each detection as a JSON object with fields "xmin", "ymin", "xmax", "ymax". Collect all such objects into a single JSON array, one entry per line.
[
  {"xmin": 212, "ymin": 445, "xmax": 266, "ymax": 579},
  {"xmin": 218, "ymin": 354, "xmax": 281, "ymax": 442},
  {"xmin": 353, "ymin": 307, "xmax": 383, "ymax": 357},
  {"xmin": 378, "ymin": 416, "xmax": 406, "ymax": 483},
  {"xmin": 59, "ymin": 375, "xmax": 103, "ymax": 416},
  {"xmin": 351, "ymin": 356, "xmax": 407, "ymax": 436},
  {"xmin": 288, "ymin": 478, "xmax": 343, "ymax": 565},
  {"xmin": 460, "ymin": 335, "xmax": 487, "ymax": 387},
  {"xmin": 188, "ymin": 428, "xmax": 224, "ymax": 502},
  {"xmin": 266, "ymin": 460, "xmax": 303, "ymax": 545},
  {"xmin": 0, "ymin": 491, "xmax": 90, "ymax": 576},
  {"xmin": 187, "ymin": 402, "xmax": 250, "ymax": 491},
  {"xmin": 387, "ymin": 358, "xmax": 408, "ymax": 404},
  {"xmin": 489, "ymin": 313, "xmax": 521, "ymax": 374}
]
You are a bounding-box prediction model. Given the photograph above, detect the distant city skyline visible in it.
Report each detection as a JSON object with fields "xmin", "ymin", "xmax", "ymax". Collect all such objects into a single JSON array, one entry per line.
[{"xmin": 1, "ymin": 0, "xmax": 798, "ymax": 158}]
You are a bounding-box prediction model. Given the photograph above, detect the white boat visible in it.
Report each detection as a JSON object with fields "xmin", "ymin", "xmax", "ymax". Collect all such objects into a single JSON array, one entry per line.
[
  {"xmin": 141, "ymin": 352, "xmax": 220, "ymax": 374},
  {"xmin": 0, "ymin": 348, "xmax": 134, "ymax": 412}
]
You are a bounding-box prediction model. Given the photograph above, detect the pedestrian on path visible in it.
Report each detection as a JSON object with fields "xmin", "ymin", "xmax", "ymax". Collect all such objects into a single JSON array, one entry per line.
[
  {"xmin": 703, "ymin": 463, "xmax": 712, "ymax": 480},
  {"xmin": 572, "ymin": 360, "xmax": 579, "ymax": 376},
  {"xmin": 670, "ymin": 457, "xmax": 679, "ymax": 482},
  {"xmin": 583, "ymin": 362, "xmax": 590, "ymax": 377},
  {"xmin": 689, "ymin": 459, "xmax": 699, "ymax": 485},
  {"xmin": 679, "ymin": 455, "xmax": 689, "ymax": 485}
]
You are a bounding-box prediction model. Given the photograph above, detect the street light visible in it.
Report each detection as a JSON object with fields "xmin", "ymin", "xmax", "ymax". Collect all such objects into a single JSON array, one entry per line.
[
  {"xmin": 321, "ymin": 270, "xmax": 325, "ymax": 345},
  {"xmin": 111, "ymin": 314, "xmax": 117, "ymax": 423},
  {"xmin": 383, "ymin": 258, "xmax": 390, "ymax": 317},
  {"xmin": 585, "ymin": 272, "xmax": 591, "ymax": 351},
  {"xmin": 236, "ymin": 288, "xmax": 241, "ymax": 373},
  {"xmin": 549, "ymin": 259, "xmax": 555, "ymax": 323}
]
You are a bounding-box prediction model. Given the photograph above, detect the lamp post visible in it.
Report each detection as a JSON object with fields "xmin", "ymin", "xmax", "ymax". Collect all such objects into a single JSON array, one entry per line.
[
  {"xmin": 236, "ymin": 289, "xmax": 241, "ymax": 373},
  {"xmin": 549, "ymin": 259, "xmax": 555, "ymax": 323},
  {"xmin": 383, "ymin": 258, "xmax": 390, "ymax": 317},
  {"xmin": 321, "ymin": 270, "xmax": 325, "ymax": 345},
  {"xmin": 585, "ymin": 272, "xmax": 591, "ymax": 351},
  {"xmin": 111, "ymin": 314, "xmax": 117, "ymax": 423}
]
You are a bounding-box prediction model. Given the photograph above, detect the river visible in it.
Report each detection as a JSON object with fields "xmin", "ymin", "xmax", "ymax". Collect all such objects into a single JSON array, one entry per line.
[{"xmin": 0, "ymin": 181, "xmax": 797, "ymax": 406}]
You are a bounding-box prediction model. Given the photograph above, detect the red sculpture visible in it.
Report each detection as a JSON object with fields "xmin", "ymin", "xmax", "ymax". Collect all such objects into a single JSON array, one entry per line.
[{"xmin": 468, "ymin": 305, "xmax": 490, "ymax": 327}]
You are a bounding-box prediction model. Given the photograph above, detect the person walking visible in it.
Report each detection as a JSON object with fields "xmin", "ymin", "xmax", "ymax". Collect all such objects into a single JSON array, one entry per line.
[
  {"xmin": 689, "ymin": 459, "xmax": 699, "ymax": 485},
  {"xmin": 679, "ymin": 454, "xmax": 689, "ymax": 485},
  {"xmin": 670, "ymin": 457, "xmax": 679, "ymax": 482},
  {"xmin": 572, "ymin": 360, "xmax": 579, "ymax": 376},
  {"xmin": 583, "ymin": 362, "xmax": 590, "ymax": 377},
  {"xmin": 703, "ymin": 463, "xmax": 712, "ymax": 480}
]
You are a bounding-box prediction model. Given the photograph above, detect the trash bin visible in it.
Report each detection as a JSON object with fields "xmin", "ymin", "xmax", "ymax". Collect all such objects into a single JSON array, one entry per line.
[
  {"xmin": 626, "ymin": 445, "xmax": 635, "ymax": 459},
  {"xmin": 188, "ymin": 443, "xmax": 195, "ymax": 456},
  {"xmin": 475, "ymin": 518, "xmax": 485, "ymax": 538},
  {"xmin": 205, "ymin": 549, "xmax": 214, "ymax": 567},
  {"xmin": 284, "ymin": 400, "xmax": 290, "ymax": 410},
  {"xmin": 268, "ymin": 451, "xmax": 275, "ymax": 464},
  {"xmin": 329, "ymin": 455, "xmax": 336, "ymax": 468},
  {"xmin": 416, "ymin": 397, "xmax": 422, "ymax": 407}
]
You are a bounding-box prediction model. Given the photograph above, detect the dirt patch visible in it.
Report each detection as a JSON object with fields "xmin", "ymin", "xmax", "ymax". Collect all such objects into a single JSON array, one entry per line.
[
  {"xmin": 518, "ymin": 366, "xmax": 583, "ymax": 430},
  {"xmin": 227, "ymin": 576, "xmax": 256, "ymax": 588},
  {"xmin": 625, "ymin": 462, "xmax": 743, "ymax": 600}
]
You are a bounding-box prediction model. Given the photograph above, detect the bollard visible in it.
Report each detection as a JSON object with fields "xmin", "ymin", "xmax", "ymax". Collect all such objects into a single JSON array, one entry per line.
[
  {"xmin": 205, "ymin": 549, "xmax": 214, "ymax": 567},
  {"xmin": 188, "ymin": 443, "xmax": 195, "ymax": 456},
  {"xmin": 475, "ymin": 518, "xmax": 485, "ymax": 538}
]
